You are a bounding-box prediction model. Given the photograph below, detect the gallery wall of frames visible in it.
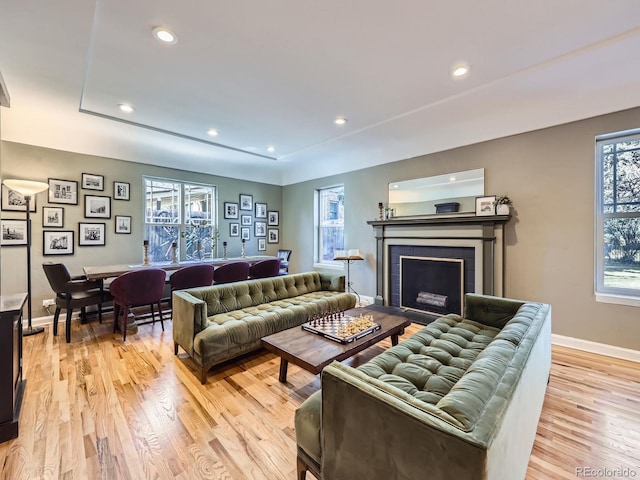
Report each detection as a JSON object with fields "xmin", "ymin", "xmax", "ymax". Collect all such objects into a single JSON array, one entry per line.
[{"xmin": 223, "ymin": 193, "xmax": 280, "ymax": 252}]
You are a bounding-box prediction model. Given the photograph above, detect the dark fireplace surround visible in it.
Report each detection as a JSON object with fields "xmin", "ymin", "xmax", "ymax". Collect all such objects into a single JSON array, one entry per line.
[{"xmin": 368, "ymin": 215, "xmax": 509, "ymax": 313}]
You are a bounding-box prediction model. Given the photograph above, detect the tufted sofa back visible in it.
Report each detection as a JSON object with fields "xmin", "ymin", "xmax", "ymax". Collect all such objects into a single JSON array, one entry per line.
[{"xmin": 184, "ymin": 271, "xmax": 326, "ymax": 317}]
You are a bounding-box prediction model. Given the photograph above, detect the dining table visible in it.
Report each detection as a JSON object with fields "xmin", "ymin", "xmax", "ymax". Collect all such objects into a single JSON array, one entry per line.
[{"xmin": 83, "ymin": 255, "xmax": 277, "ymax": 280}]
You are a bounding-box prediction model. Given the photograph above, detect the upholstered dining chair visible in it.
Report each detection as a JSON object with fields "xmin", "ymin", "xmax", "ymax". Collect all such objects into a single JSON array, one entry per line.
[
  {"xmin": 169, "ymin": 264, "xmax": 214, "ymax": 300},
  {"xmin": 212, "ymin": 261, "xmax": 250, "ymax": 284},
  {"xmin": 109, "ymin": 268, "xmax": 167, "ymax": 341},
  {"xmin": 42, "ymin": 262, "xmax": 113, "ymax": 343},
  {"xmin": 276, "ymin": 249, "xmax": 292, "ymax": 274},
  {"xmin": 248, "ymin": 258, "xmax": 281, "ymax": 279}
]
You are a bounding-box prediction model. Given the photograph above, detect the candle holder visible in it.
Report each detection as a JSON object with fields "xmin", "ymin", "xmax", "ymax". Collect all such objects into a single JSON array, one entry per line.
[
  {"xmin": 378, "ymin": 202, "xmax": 384, "ymax": 221},
  {"xmin": 241, "ymin": 239, "xmax": 246, "ymax": 258},
  {"xmin": 223, "ymin": 241, "xmax": 228, "ymax": 260},
  {"xmin": 171, "ymin": 242, "xmax": 178, "ymax": 264},
  {"xmin": 143, "ymin": 241, "xmax": 150, "ymax": 266}
]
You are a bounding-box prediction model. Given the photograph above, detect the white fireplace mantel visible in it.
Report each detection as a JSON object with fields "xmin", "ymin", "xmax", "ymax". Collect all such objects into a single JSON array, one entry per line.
[{"xmin": 367, "ymin": 214, "xmax": 511, "ymax": 306}]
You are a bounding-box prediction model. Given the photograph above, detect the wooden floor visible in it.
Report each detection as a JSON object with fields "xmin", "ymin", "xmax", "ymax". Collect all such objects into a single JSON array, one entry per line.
[{"xmin": 1, "ymin": 315, "xmax": 639, "ymax": 479}]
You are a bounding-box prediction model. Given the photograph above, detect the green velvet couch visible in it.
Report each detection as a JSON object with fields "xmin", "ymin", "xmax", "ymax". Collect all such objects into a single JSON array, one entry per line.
[
  {"xmin": 172, "ymin": 271, "xmax": 356, "ymax": 384},
  {"xmin": 295, "ymin": 294, "xmax": 552, "ymax": 480}
]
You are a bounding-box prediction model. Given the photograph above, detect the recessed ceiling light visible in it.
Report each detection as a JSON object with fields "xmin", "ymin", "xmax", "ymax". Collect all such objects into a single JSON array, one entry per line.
[
  {"xmin": 449, "ymin": 176, "xmax": 456, "ymax": 182},
  {"xmin": 207, "ymin": 129, "xmax": 218, "ymax": 137},
  {"xmin": 118, "ymin": 103, "xmax": 135, "ymax": 113},
  {"xmin": 334, "ymin": 116, "xmax": 348, "ymax": 125},
  {"xmin": 451, "ymin": 63, "xmax": 470, "ymax": 79},
  {"xmin": 266, "ymin": 146, "xmax": 275, "ymax": 153},
  {"xmin": 152, "ymin": 26, "xmax": 178, "ymax": 45}
]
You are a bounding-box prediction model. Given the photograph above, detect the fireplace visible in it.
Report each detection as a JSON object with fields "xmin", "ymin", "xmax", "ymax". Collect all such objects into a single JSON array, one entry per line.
[{"xmin": 400, "ymin": 256, "xmax": 464, "ymax": 316}]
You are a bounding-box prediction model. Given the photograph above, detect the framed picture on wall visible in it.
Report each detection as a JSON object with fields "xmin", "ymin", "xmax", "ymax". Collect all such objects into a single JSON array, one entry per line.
[
  {"xmin": 43, "ymin": 206, "xmax": 64, "ymax": 228},
  {"xmin": 79, "ymin": 222, "xmax": 106, "ymax": 246},
  {"xmin": 82, "ymin": 173, "xmax": 104, "ymax": 191},
  {"xmin": 258, "ymin": 238, "xmax": 266, "ymax": 251},
  {"xmin": 268, "ymin": 210, "xmax": 279, "ymax": 226},
  {"xmin": 1, "ymin": 219, "xmax": 28, "ymax": 246},
  {"xmin": 239, "ymin": 194, "xmax": 253, "ymax": 211},
  {"xmin": 255, "ymin": 202, "xmax": 267, "ymax": 218},
  {"xmin": 43, "ymin": 230, "xmax": 74, "ymax": 255},
  {"xmin": 114, "ymin": 181, "xmax": 130, "ymax": 200},
  {"xmin": 1, "ymin": 185, "xmax": 37, "ymax": 212},
  {"xmin": 84, "ymin": 195, "xmax": 111, "ymax": 218},
  {"xmin": 224, "ymin": 202, "xmax": 239, "ymax": 219},
  {"xmin": 241, "ymin": 227, "xmax": 250, "ymax": 241},
  {"xmin": 241, "ymin": 214, "xmax": 252, "ymax": 226},
  {"xmin": 254, "ymin": 221, "xmax": 266, "ymax": 237},
  {"xmin": 115, "ymin": 215, "xmax": 132, "ymax": 234},
  {"xmin": 230, "ymin": 223, "xmax": 239, "ymax": 237},
  {"xmin": 268, "ymin": 228, "xmax": 279, "ymax": 244},
  {"xmin": 475, "ymin": 196, "xmax": 496, "ymax": 216},
  {"xmin": 48, "ymin": 178, "xmax": 78, "ymax": 205}
]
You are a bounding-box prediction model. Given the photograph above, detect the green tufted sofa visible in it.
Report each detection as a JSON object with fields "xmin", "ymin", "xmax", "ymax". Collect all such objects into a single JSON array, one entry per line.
[
  {"xmin": 295, "ymin": 293, "xmax": 551, "ymax": 480},
  {"xmin": 172, "ymin": 271, "xmax": 356, "ymax": 384}
]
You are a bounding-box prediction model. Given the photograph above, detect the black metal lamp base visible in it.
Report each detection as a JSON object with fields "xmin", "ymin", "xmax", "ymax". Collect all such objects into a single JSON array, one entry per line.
[{"xmin": 23, "ymin": 325, "xmax": 45, "ymax": 336}]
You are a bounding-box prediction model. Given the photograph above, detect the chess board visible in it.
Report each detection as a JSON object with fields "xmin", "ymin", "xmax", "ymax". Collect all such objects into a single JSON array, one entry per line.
[{"xmin": 302, "ymin": 313, "xmax": 381, "ymax": 344}]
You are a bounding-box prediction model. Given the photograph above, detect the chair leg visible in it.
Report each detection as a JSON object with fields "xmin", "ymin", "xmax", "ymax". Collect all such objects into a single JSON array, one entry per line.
[
  {"xmin": 80, "ymin": 307, "xmax": 87, "ymax": 324},
  {"xmin": 150, "ymin": 303, "xmax": 156, "ymax": 325},
  {"xmin": 122, "ymin": 306, "xmax": 130, "ymax": 341},
  {"xmin": 98, "ymin": 302, "xmax": 103, "ymax": 324},
  {"xmin": 157, "ymin": 301, "xmax": 164, "ymax": 331},
  {"xmin": 53, "ymin": 307, "xmax": 61, "ymax": 336},
  {"xmin": 65, "ymin": 308, "xmax": 73, "ymax": 343},
  {"xmin": 113, "ymin": 304, "xmax": 121, "ymax": 333}
]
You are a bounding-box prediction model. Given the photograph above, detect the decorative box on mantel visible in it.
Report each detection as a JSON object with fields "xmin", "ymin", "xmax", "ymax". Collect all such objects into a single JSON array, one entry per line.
[{"xmin": 367, "ymin": 214, "xmax": 511, "ymax": 310}]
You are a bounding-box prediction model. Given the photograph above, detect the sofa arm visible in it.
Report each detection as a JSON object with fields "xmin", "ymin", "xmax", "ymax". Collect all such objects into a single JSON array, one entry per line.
[
  {"xmin": 464, "ymin": 293, "xmax": 526, "ymax": 329},
  {"xmin": 172, "ymin": 290, "xmax": 208, "ymax": 356},
  {"xmin": 318, "ymin": 272, "xmax": 346, "ymax": 292},
  {"xmin": 320, "ymin": 362, "xmax": 487, "ymax": 480}
]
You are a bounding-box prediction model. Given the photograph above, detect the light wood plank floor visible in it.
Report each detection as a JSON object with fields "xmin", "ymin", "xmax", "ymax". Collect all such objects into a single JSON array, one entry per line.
[{"xmin": 1, "ymin": 315, "xmax": 639, "ymax": 479}]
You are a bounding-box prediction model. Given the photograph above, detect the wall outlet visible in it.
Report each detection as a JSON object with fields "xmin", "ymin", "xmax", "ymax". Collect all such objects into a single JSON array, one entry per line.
[{"xmin": 42, "ymin": 298, "xmax": 55, "ymax": 308}]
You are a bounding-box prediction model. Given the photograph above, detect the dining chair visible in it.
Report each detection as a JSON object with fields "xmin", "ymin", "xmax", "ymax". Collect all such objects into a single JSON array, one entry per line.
[
  {"xmin": 169, "ymin": 264, "xmax": 215, "ymax": 299},
  {"xmin": 109, "ymin": 268, "xmax": 167, "ymax": 341},
  {"xmin": 42, "ymin": 262, "xmax": 113, "ymax": 343},
  {"xmin": 276, "ymin": 249, "xmax": 292, "ymax": 274},
  {"xmin": 212, "ymin": 261, "xmax": 250, "ymax": 284},
  {"xmin": 248, "ymin": 258, "xmax": 281, "ymax": 279}
]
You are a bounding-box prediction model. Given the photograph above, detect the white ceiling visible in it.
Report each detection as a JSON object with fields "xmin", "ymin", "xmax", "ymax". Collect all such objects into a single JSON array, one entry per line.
[{"xmin": 1, "ymin": 0, "xmax": 640, "ymax": 186}]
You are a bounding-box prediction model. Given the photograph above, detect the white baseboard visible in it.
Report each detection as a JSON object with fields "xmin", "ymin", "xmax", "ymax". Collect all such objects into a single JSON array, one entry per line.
[{"xmin": 552, "ymin": 334, "xmax": 640, "ymax": 364}]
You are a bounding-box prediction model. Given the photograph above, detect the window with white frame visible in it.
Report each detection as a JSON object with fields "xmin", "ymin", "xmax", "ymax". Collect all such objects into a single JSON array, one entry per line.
[
  {"xmin": 144, "ymin": 177, "xmax": 217, "ymax": 263},
  {"xmin": 595, "ymin": 130, "xmax": 640, "ymax": 301},
  {"xmin": 316, "ymin": 185, "xmax": 345, "ymax": 264}
]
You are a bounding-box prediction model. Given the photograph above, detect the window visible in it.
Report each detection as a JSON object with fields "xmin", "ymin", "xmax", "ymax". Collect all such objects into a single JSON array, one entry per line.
[
  {"xmin": 144, "ymin": 177, "xmax": 217, "ymax": 263},
  {"xmin": 316, "ymin": 185, "xmax": 345, "ymax": 264},
  {"xmin": 595, "ymin": 130, "xmax": 640, "ymax": 302}
]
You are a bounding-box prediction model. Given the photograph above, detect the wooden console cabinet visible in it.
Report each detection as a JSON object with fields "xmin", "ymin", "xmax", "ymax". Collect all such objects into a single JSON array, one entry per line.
[{"xmin": 0, "ymin": 293, "xmax": 27, "ymax": 443}]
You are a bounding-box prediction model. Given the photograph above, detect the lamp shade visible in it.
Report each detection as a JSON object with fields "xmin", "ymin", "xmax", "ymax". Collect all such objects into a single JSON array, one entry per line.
[{"xmin": 3, "ymin": 179, "xmax": 49, "ymax": 196}]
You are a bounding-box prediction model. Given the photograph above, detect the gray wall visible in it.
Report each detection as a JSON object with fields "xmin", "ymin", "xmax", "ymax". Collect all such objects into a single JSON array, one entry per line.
[
  {"xmin": 283, "ymin": 107, "xmax": 640, "ymax": 350},
  {"xmin": 0, "ymin": 141, "xmax": 282, "ymax": 318}
]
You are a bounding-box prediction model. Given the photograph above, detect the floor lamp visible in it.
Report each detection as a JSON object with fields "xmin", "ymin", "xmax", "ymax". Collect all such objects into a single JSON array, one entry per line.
[{"xmin": 3, "ymin": 179, "xmax": 50, "ymax": 336}]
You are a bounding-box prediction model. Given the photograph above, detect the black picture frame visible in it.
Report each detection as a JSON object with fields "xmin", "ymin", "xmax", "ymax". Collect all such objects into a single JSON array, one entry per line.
[
  {"xmin": 267, "ymin": 228, "xmax": 279, "ymax": 244},
  {"xmin": 475, "ymin": 195, "xmax": 496, "ymax": 216},
  {"xmin": 255, "ymin": 202, "xmax": 267, "ymax": 218},
  {"xmin": 1, "ymin": 185, "xmax": 37, "ymax": 212},
  {"xmin": 239, "ymin": 194, "xmax": 253, "ymax": 211},
  {"xmin": 82, "ymin": 173, "xmax": 104, "ymax": 191},
  {"xmin": 48, "ymin": 178, "xmax": 78, "ymax": 205},
  {"xmin": 268, "ymin": 210, "xmax": 279, "ymax": 226},
  {"xmin": 115, "ymin": 215, "xmax": 132, "ymax": 234},
  {"xmin": 84, "ymin": 195, "xmax": 111, "ymax": 219},
  {"xmin": 1, "ymin": 219, "xmax": 28, "ymax": 246},
  {"xmin": 114, "ymin": 181, "xmax": 130, "ymax": 201},
  {"xmin": 78, "ymin": 222, "xmax": 106, "ymax": 246},
  {"xmin": 258, "ymin": 238, "xmax": 266, "ymax": 251},
  {"xmin": 43, "ymin": 230, "xmax": 74, "ymax": 255},
  {"xmin": 254, "ymin": 221, "xmax": 266, "ymax": 237},
  {"xmin": 42, "ymin": 206, "xmax": 64, "ymax": 228},
  {"xmin": 229, "ymin": 223, "xmax": 239, "ymax": 237},
  {"xmin": 224, "ymin": 202, "xmax": 239, "ymax": 219},
  {"xmin": 241, "ymin": 227, "xmax": 250, "ymax": 241},
  {"xmin": 241, "ymin": 214, "xmax": 252, "ymax": 226}
]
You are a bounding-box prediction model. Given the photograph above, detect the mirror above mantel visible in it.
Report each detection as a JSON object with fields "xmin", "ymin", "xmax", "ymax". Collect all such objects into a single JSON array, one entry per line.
[{"xmin": 388, "ymin": 168, "xmax": 484, "ymax": 217}]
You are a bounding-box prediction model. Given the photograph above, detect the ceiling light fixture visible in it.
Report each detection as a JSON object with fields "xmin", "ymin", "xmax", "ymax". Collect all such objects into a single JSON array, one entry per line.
[
  {"xmin": 207, "ymin": 128, "xmax": 218, "ymax": 137},
  {"xmin": 152, "ymin": 26, "xmax": 178, "ymax": 45},
  {"xmin": 451, "ymin": 63, "xmax": 470, "ymax": 79},
  {"xmin": 334, "ymin": 116, "xmax": 348, "ymax": 125},
  {"xmin": 266, "ymin": 146, "xmax": 275, "ymax": 153},
  {"xmin": 118, "ymin": 103, "xmax": 135, "ymax": 113}
]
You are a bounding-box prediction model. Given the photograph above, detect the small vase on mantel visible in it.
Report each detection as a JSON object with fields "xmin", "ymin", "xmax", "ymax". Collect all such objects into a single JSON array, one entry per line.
[{"xmin": 496, "ymin": 204, "xmax": 510, "ymax": 215}]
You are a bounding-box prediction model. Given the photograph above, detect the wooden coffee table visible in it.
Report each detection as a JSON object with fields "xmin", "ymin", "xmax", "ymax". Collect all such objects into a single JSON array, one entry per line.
[{"xmin": 261, "ymin": 305, "xmax": 411, "ymax": 383}]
